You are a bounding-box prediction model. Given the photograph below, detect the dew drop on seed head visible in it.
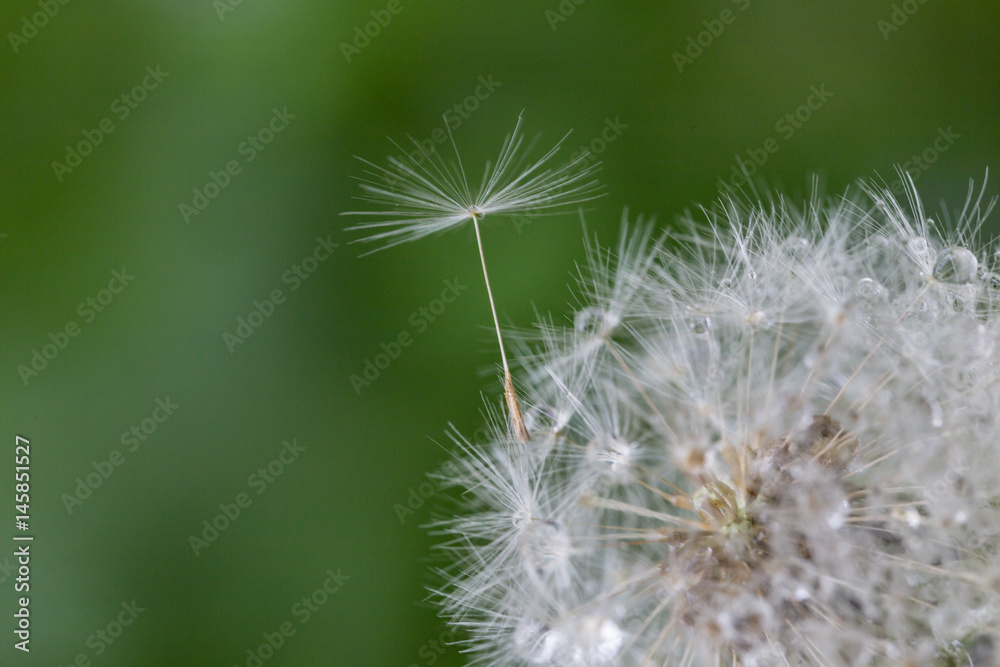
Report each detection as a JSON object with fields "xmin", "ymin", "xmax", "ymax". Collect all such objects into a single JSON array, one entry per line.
[
  {"xmin": 524, "ymin": 404, "xmax": 556, "ymax": 433},
  {"xmin": 925, "ymin": 395, "xmax": 943, "ymax": 429},
  {"xmin": 746, "ymin": 309, "xmax": 767, "ymax": 330},
  {"xmin": 933, "ymin": 247, "xmax": 978, "ymax": 284},
  {"xmin": 575, "ymin": 307, "xmax": 617, "ymax": 337},
  {"xmin": 907, "ymin": 237, "xmax": 929, "ymax": 262},
  {"xmin": 689, "ymin": 316, "xmax": 711, "ymax": 335},
  {"xmin": 579, "ymin": 617, "xmax": 625, "ymax": 664},
  {"xmin": 826, "ymin": 501, "xmax": 848, "ymax": 530},
  {"xmin": 520, "ymin": 520, "xmax": 571, "ymax": 577},
  {"xmin": 586, "ymin": 435, "xmax": 635, "ymax": 480},
  {"xmin": 512, "ymin": 618, "xmax": 564, "ymax": 664},
  {"xmin": 783, "ymin": 235, "xmax": 811, "ymax": 260},
  {"xmin": 855, "ymin": 278, "xmax": 887, "ymax": 302}
]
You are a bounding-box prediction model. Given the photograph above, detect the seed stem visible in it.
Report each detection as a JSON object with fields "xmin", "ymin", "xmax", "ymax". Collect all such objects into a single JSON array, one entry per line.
[{"xmin": 472, "ymin": 214, "xmax": 529, "ymax": 443}]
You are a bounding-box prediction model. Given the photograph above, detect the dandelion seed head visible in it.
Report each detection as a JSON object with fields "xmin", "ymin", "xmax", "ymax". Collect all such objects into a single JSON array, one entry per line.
[{"xmin": 429, "ymin": 169, "xmax": 1000, "ymax": 665}]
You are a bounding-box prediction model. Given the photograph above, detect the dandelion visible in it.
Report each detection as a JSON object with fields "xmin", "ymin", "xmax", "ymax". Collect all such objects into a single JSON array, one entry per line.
[
  {"xmin": 425, "ymin": 171, "xmax": 1000, "ymax": 665},
  {"xmin": 343, "ymin": 114, "xmax": 602, "ymax": 441}
]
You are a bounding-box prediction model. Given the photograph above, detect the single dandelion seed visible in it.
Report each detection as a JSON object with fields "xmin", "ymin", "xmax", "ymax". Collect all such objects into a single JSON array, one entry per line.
[{"xmin": 343, "ymin": 114, "xmax": 603, "ymax": 442}]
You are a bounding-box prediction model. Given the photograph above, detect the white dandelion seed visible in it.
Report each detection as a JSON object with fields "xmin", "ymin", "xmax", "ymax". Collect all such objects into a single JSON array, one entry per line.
[
  {"xmin": 343, "ymin": 114, "xmax": 603, "ymax": 442},
  {"xmin": 428, "ymin": 169, "xmax": 1000, "ymax": 666}
]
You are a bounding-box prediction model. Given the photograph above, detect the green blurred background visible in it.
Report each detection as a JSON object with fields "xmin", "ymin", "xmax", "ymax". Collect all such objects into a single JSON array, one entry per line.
[{"xmin": 1, "ymin": 1, "xmax": 998, "ymax": 665}]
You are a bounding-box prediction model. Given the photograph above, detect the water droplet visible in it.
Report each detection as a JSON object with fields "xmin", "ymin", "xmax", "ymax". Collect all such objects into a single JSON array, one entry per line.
[
  {"xmin": 524, "ymin": 404, "xmax": 556, "ymax": 433},
  {"xmin": 746, "ymin": 309, "xmax": 767, "ymax": 329},
  {"xmin": 689, "ymin": 316, "xmax": 711, "ymax": 335},
  {"xmin": 579, "ymin": 617, "xmax": 624, "ymax": 664},
  {"xmin": 513, "ymin": 618, "xmax": 564, "ymax": 664},
  {"xmin": 783, "ymin": 235, "xmax": 811, "ymax": 260},
  {"xmin": 586, "ymin": 435, "xmax": 636, "ymax": 481},
  {"xmin": 907, "ymin": 237, "xmax": 931, "ymax": 265},
  {"xmin": 574, "ymin": 307, "xmax": 618, "ymax": 338},
  {"xmin": 826, "ymin": 502, "xmax": 847, "ymax": 530},
  {"xmin": 933, "ymin": 247, "xmax": 978, "ymax": 284},
  {"xmin": 855, "ymin": 278, "xmax": 887, "ymax": 302},
  {"xmin": 925, "ymin": 395, "xmax": 943, "ymax": 428},
  {"xmin": 520, "ymin": 520, "xmax": 571, "ymax": 579}
]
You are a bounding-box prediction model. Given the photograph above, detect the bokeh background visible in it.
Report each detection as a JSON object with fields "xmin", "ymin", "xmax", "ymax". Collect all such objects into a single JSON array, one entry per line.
[{"xmin": 1, "ymin": 1, "xmax": 999, "ymax": 665}]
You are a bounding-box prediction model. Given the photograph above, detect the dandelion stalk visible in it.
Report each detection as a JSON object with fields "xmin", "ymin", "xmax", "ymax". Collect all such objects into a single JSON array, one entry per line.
[{"xmin": 471, "ymin": 212, "xmax": 530, "ymax": 442}]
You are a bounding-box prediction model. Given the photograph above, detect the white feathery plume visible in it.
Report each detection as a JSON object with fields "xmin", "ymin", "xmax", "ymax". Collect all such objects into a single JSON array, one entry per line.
[
  {"xmin": 343, "ymin": 113, "xmax": 602, "ymax": 252},
  {"xmin": 343, "ymin": 114, "xmax": 603, "ymax": 442}
]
